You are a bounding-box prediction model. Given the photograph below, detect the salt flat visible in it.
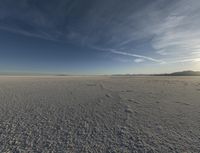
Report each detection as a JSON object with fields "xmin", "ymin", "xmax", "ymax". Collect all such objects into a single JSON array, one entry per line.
[{"xmin": 0, "ymin": 76, "xmax": 200, "ymax": 152}]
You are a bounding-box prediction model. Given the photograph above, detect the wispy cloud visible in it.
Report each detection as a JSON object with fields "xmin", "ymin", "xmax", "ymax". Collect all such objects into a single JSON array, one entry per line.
[
  {"xmin": 191, "ymin": 51, "xmax": 200, "ymax": 55},
  {"xmin": 110, "ymin": 0, "xmax": 200, "ymax": 66},
  {"xmin": 167, "ymin": 58, "xmax": 200, "ymax": 64},
  {"xmin": 92, "ymin": 46, "xmax": 164, "ymax": 64},
  {"xmin": 110, "ymin": 50, "xmax": 164, "ymax": 63},
  {"xmin": 86, "ymin": 0, "xmax": 200, "ymax": 66},
  {"xmin": 134, "ymin": 58, "xmax": 145, "ymax": 63},
  {"xmin": 0, "ymin": 26, "xmax": 57, "ymax": 41},
  {"xmin": 1, "ymin": 0, "xmax": 200, "ymax": 70},
  {"xmin": 149, "ymin": 1, "xmax": 200, "ymax": 63}
]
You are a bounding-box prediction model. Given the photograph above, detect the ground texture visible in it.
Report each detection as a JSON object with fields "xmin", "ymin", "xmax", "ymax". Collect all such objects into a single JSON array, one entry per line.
[{"xmin": 0, "ymin": 76, "xmax": 200, "ymax": 152}]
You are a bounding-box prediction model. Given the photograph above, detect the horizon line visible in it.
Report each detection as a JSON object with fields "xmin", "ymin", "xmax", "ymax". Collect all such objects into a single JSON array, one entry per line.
[{"xmin": 0, "ymin": 70, "xmax": 200, "ymax": 76}]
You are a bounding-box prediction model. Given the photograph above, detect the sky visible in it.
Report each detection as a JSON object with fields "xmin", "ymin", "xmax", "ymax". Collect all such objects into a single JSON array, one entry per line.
[{"xmin": 0, "ymin": 0, "xmax": 200, "ymax": 75}]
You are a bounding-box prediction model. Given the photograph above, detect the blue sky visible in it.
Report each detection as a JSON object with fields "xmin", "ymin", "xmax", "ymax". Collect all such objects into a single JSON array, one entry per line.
[{"xmin": 0, "ymin": 0, "xmax": 200, "ymax": 74}]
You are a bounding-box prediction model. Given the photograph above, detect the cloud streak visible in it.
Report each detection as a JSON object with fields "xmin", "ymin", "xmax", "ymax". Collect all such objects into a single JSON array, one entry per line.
[
  {"xmin": 92, "ymin": 46, "xmax": 164, "ymax": 64},
  {"xmin": 1, "ymin": 0, "xmax": 200, "ymax": 72},
  {"xmin": 0, "ymin": 25, "xmax": 57, "ymax": 41},
  {"xmin": 167, "ymin": 58, "xmax": 200, "ymax": 64},
  {"xmin": 110, "ymin": 50, "xmax": 164, "ymax": 63}
]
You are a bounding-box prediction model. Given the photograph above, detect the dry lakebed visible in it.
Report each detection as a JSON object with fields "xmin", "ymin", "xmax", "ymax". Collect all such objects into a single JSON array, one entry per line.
[{"xmin": 0, "ymin": 76, "xmax": 200, "ymax": 152}]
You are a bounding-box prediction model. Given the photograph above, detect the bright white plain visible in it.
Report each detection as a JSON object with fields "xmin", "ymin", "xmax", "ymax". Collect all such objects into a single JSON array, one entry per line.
[{"xmin": 0, "ymin": 76, "xmax": 200, "ymax": 152}]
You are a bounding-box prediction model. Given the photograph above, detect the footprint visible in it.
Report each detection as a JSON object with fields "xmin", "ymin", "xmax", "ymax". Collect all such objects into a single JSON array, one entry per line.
[
  {"xmin": 125, "ymin": 105, "xmax": 133, "ymax": 113},
  {"xmin": 128, "ymin": 99, "xmax": 139, "ymax": 104},
  {"xmin": 121, "ymin": 90, "xmax": 132, "ymax": 92},
  {"xmin": 99, "ymin": 83, "xmax": 105, "ymax": 89},
  {"xmin": 175, "ymin": 101, "xmax": 190, "ymax": 106},
  {"xmin": 125, "ymin": 108, "xmax": 133, "ymax": 113},
  {"xmin": 99, "ymin": 99, "xmax": 104, "ymax": 103},
  {"xmin": 105, "ymin": 93, "xmax": 112, "ymax": 98},
  {"xmin": 86, "ymin": 83, "xmax": 96, "ymax": 86},
  {"xmin": 96, "ymin": 99, "xmax": 104, "ymax": 106}
]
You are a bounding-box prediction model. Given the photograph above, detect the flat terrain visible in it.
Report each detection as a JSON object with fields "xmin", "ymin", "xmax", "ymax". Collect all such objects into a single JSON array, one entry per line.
[{"xmin": 0, "ymin": 76, "xmax": 200, "ymax": 153}]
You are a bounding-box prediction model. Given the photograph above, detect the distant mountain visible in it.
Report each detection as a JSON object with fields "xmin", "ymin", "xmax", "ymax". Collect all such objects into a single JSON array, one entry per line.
[{"xmin": 156, "ymin": 71, "xmax": 200, "ymax": 76}]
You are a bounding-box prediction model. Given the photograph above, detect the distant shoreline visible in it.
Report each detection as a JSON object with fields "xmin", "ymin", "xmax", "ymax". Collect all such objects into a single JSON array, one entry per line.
[{"xmin": 0, "ymin": 70, "xmax": 200, "ymax": 77}]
